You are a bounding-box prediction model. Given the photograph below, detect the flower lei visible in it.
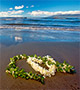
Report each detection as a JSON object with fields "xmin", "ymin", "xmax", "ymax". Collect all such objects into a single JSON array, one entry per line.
[{"xmin": 6, "ymin": 54, "xmax": 75, "ymax": 84}]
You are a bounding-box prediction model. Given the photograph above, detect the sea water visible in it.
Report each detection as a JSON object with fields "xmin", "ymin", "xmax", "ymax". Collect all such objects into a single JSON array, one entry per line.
[{"xmin": 0, "ymin": 15, "xmax": 80, "ymax": 46}]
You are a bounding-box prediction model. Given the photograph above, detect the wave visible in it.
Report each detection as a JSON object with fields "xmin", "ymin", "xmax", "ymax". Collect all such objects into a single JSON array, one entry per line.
[
  {"xmin": 4, "ymin": 23, "xmax": 45, "ymax": 26},
  {"xmin": 53, "ymin": 20, "xmax": 80, "ymax": 23},
  {"xmin": 65, "ymin": 17, "xmax": 80, "ymax": 19},
  {"xmin": 0, "ymin": 25, "xmax": 80, "ymax": 31},
  {"xmin": 0, "ymin": 17, "xmax": 80, "ymax": 22},
  {"xmin": 25, "ymin": 19, "xmax": 80, "ymax": 23},
  {"xmin": 4, "ymin": 23, "xmax": 80, "ymax": 27},
  {"xmin": 0, "ymin": 18, "xmax": 17, "ymax": 21}
]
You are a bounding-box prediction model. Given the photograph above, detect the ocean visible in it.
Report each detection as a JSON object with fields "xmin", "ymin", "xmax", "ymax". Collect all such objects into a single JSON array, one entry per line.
[{"xmin": 0, "ymin": 15, "xmax": 80, "ymax": 46}]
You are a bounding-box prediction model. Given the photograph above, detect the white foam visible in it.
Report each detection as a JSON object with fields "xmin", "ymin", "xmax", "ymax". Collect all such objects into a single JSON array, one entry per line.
[{"xmin": 0, "ymin": 25, "xmax": 78, "ymax": 31}]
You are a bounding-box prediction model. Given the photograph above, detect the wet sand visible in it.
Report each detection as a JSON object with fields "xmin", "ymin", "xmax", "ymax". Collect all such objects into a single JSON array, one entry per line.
[{"xmin": 0, "ymin": 42, "xmax": 80, "ymax": 90}]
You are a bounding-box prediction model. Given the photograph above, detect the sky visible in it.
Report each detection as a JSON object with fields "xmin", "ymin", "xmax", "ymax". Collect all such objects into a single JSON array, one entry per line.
[{"xmin": 0, "ymin": 0, "xmax": 80, "ymax": 17}]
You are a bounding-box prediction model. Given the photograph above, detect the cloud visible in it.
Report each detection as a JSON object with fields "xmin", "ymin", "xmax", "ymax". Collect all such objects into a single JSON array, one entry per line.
[
  {"xmin": 26, "ymin": 6, "xmax": 28, "ymax": 8},
  {"xmin": 27, "ymin": 10, "xmax": 80, "ymax": 17},
  {"xmin": 9, "ymin": 8, "xmax": 13, "ymax": 10},
  {"xmin": 0, "ymin": 10, "xmax": 24, "ymax": 17},
  {"xmin": 0, "ymin": 12, "xmax": 22, "ymax": 17},
  {"xmin": 31, "ymin": 5, "xmax": 34, "ymax": 8},
  {"xmin": 15, "ymin": 5, "xmax": 24, "ymax": 9},
  {"xmin": 8, "ymin": 10, "xmax": 24, "ymax": 14},
  {"xmin": 9, "ymin": 15, "xmax": 23, "ymax": 17},
  {"xmin": 0, "ymin": 12, "xmax": 9, "ymax": 17}
]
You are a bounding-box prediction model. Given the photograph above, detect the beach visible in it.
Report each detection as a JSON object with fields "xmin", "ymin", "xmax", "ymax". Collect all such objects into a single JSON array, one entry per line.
[
  {"xmin": 0, "ymin": 42, "xmax": 80, "ymax": 90},
  {"xmin": 0, "ymin": 1, "xmax": 80, "ymax": 90}
]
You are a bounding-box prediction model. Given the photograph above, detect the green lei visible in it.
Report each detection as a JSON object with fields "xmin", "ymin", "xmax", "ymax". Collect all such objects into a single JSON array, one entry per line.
[{"xmin": 6, "ymin": 54, "xmax": 75, "ymax": 84}]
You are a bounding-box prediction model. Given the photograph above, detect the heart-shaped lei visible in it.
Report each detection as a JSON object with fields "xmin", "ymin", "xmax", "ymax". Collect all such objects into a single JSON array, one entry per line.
[{"xmin": 6, "ymin": 54, "xmax": 75, "ymax": 84}]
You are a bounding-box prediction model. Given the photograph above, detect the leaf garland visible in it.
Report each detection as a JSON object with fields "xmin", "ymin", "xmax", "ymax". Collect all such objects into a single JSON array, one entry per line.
[{"xmin": 6, "ymin": 54, "xmax": 75, "ymax": 84}]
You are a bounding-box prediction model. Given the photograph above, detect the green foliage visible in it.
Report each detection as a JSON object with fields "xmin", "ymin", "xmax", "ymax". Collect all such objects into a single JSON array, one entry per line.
[
  {"xmin": 6, "ymin": 54, "xmax": 75, "ymax": 85},
  {"xmin": 22, "ymin": 54, "xmax": 28, "ymax": 58},
  {"xmin": 6, "ymin": 54, "xmax": 45, "ymax": 84},
  {"xmin": 13, "ymin": 56, "xmax": 18, "ymax": 61},
  {"xmin": 34, "ymin": 54, "xmax": 37, "ymax": 58},
  {"xmin": 55, "ymin": 60, "xmax": 75, "ymax": 73},
  {"xmin": 48, "ymin": 60, "xmax": 54, "ymax": 65},
  {"xmin": 38, "ymin": 56, "xmax": 42, "ymax": 59},
  {"xmin": 42, "ymin": 57, "xmax": 47, "ymax": 63},
  {"xmin": 30, "ymin": 55, "xmax": 34, "ymax": 57}
]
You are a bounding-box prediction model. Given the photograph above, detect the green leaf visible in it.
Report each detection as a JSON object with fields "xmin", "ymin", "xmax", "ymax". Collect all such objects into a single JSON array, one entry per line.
[
  {"xmin": 13, "ymin": 56, "xmax": 18, "ymax": 61},
  {"xmin": 64, "ymin": 60, "xmax": 67, "ymax": 64},
  {"xmin": 41, "ymin": 77, "xmax": 45, "ymax": 84},
  {"xmin": 34, "ymin": 54, "xmax": 37, "ymax": 58},
  {"xmin": 38, "ymin": 56, "xmax": 42, "ymax": 59},
  {"xmin": 26, "ymin": 76, "xmax": 30, "ymax": 80},
  {"xmin": 29, "ymin": 71, "xmax": 32, "ymax": 75},
  {"xmin": 22, "ymin": 54, "xmax": 28, "ymax": 58},
  {"xmin": 30, "ymin": 55, "xmax": 34, "ymax": 57}
]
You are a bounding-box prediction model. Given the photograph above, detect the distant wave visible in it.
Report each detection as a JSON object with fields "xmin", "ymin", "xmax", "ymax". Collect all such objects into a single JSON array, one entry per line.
[
  {"xmin": 53, "ymin": 20, "xmax": 80, "ymax": 23},
  {"xmin": 25, "ymin": 19, "xmax": 80, "ymax": 23},
  {"xmin": 0, "ymin": 18, "xmax": 16, "ymax": 21},
  {"xmin": 0, "ymin": 25, "xmax": 80, "ymax": 31},
  {"xmin": 4, "ymin": 23, "xmax": 80, "ymax": 27},
  {"xmin": 0, "ymin": 17, "xmax": 80, "ymax": 22},
  {"xmin": 4, "ymin": 23, "xmax": 43, "ymax": 26},
  {"xmin": 0, "ymin": 17, "xmax": 80, "ymax": 31},
  {"xmin": 65, "ymin": 17, "xmax": 80, "ymax": 19}
]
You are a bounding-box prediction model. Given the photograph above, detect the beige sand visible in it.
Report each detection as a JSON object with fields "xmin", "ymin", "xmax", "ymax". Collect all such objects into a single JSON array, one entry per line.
[{"xmin": 0, "ymin": 42, "xmax": 80, "ymax": 90}]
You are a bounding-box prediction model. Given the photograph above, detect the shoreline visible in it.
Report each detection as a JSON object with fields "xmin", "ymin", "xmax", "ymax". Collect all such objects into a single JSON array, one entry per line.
[{"xmin": 0, "ymin": 42, "xmax": 80, "ymax": 90}]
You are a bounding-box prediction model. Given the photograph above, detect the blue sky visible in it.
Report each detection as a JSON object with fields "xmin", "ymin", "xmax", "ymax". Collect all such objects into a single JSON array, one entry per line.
[{"xmin": 0, "ymin": 0, "xmax": 80, "ymax": 17}]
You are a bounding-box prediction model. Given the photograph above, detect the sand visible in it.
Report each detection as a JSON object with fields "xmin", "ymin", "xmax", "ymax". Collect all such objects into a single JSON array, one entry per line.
[{"xmin": 0, "ymin": 42, "xmax": 80, "ymax": 90}]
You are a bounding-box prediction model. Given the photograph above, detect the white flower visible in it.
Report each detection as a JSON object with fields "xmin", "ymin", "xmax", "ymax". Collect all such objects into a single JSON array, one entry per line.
[
  {"xmin": 63, "ymin": 70, "xmax": 66, "ymax": 73},
  {"xmin": 27, "ymin": 55, "xmax": 56, "ymax": 78},
  {"xmin": 6, "ymin": 70, "xmax": 10, "ymax": 73},
  {"xmin": 30, "ymin": 57, "xmax": 43, "ymax": 64},
  {"xmin": 68, "ymin": 65, "xmax": 71, "ymax": 67},
  {"xmin": 63, "ymin": 64, "xmax": 67, "ymax": 68},
  {"xmin": 12, "ymin": 71, "xmax": 14, "ymax": 76},
  {"xmin": 16, "ymin": 55, "xmax": 19, "ymax": 59},
  {"xmin": 20, "ymin": 54, "xmax": 25, "ymax": 59}
]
